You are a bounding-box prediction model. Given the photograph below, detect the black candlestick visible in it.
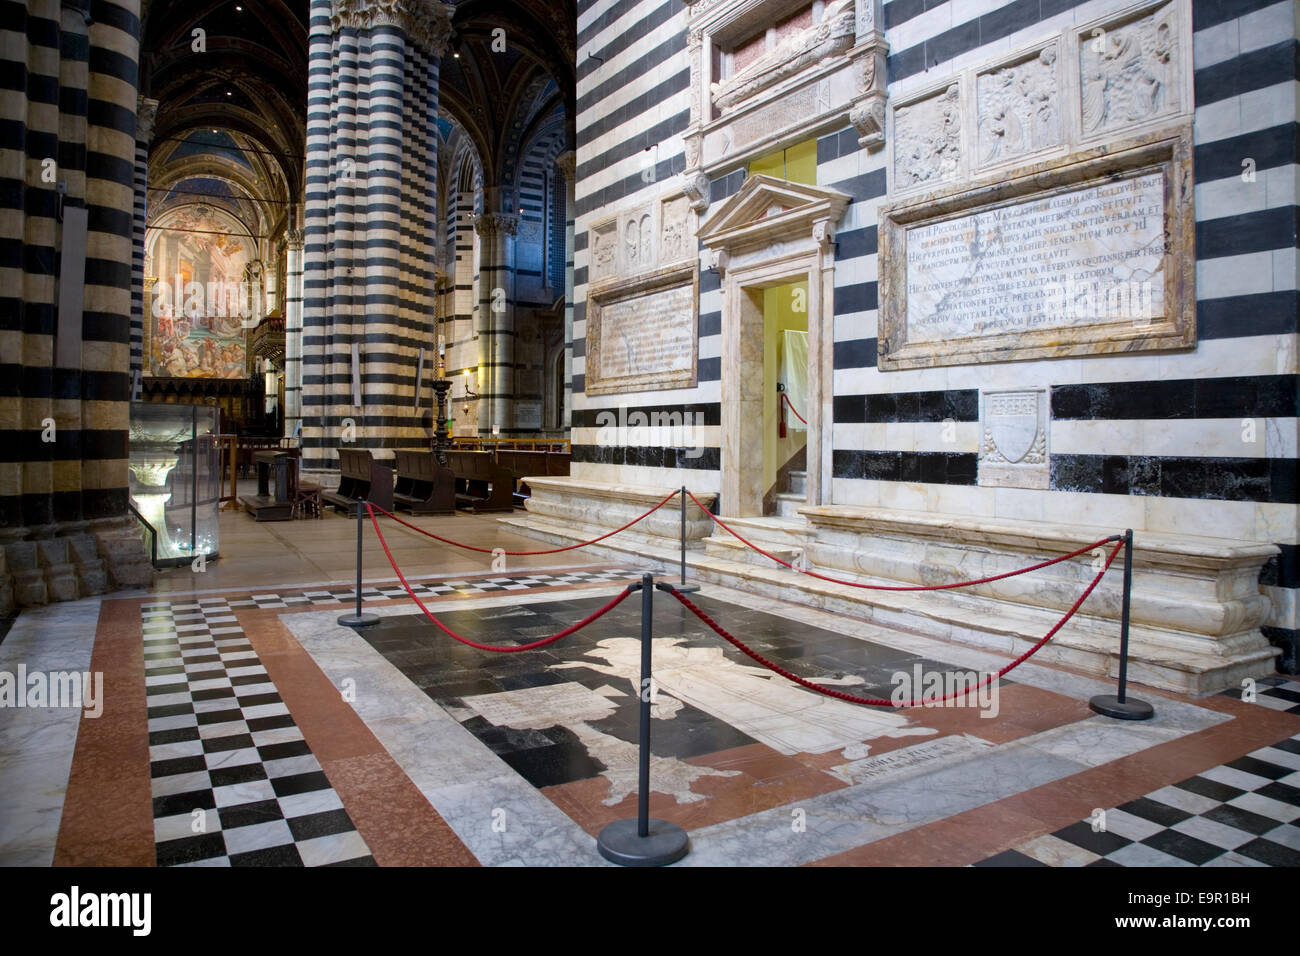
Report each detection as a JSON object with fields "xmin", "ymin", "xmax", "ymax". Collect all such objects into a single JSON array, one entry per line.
[{"xmin": 432, "ymin": 378, "xmax": 452, "ymax": 466}]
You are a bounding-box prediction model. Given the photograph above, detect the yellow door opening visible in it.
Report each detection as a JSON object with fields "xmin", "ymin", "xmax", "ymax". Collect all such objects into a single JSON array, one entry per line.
[{"xmin": 762, "ymin": 279, "xmax": 809, "ymax": 515}]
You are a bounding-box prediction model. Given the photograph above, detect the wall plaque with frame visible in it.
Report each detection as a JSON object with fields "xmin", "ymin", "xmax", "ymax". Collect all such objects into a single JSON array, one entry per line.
[{"xmin": 585, "ymin": 264, "xmax": 700, "ymax": 395}]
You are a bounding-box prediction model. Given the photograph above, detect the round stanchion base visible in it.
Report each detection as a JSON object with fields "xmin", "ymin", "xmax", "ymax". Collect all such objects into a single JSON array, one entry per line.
[
  {"xmin": 337, "ymin": 613, "xmax": 380, "ymax": 628},
  {"xmin": 674, "ymin": 582, "xmax": 702, "ymax": 594},
  {"xmin": 596, "ymin": 818, "xmax": 689, "ymax": 867},
  {"xmin": 1089, "ymin": 694, "xmax": 1155, "ymax": 720}
]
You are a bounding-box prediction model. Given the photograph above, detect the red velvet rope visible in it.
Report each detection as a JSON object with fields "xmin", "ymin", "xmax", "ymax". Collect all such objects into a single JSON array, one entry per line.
[
  {"xmin": 687, "ymin": 490, "xmax": 1114, "ymax": 592},
  {"xmin": 660, "ymin": 536, "xmax": 1124, "ymax": 708},
  {"xmin": 781, "ymin": 391, "xmax": 807, "ymax": 425},
  {"xmin": 368, "ymin": 489, "xmax": 678, "ymax": 556},
  {"xmin": 365, "ymin": 503, "xmax": 636, "ymax": 652}
]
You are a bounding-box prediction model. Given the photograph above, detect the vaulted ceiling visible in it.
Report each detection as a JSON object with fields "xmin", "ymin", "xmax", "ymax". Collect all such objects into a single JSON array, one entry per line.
[
  {"xmin": 141, "ymin": 0, "xmax": 307, "ymax": 241},
  {"xmin": 139, "ymin": 0, "xmax": 575, "ymax": 238}
]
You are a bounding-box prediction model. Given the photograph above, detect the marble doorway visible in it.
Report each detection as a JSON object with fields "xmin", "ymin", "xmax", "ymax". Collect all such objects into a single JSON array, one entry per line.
[
  {"xmin": 698, "ymin": 174, "xmax": 848, "ymax": 518},
  {"xmin": 723, "ymin": 264, "xmax": 821, "ymax": 517}
]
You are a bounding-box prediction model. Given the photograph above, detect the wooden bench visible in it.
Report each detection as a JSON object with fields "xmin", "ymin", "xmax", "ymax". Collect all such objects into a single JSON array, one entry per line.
[
  {"xmin": 494, "ymin": 449, "xmax": 571, "ymax": 503},
  {"xmin": 443, "ymin": 449, "xmax": 515, "ymax": 513},
  {"xmin": 321, "ymin": 448, "xmax": 394, "ymax": 515},
  {"xmin": 392, "ymin": 450, "xmax": 456, "ymax": 515}
]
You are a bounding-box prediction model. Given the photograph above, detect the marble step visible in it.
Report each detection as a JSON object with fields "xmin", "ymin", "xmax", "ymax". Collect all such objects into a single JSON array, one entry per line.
[
  {"xmin": 500, "ymin": 510, "xmax": 1276, "ymax": 695},
  {"xmin": 680, "ymin": 549, "xmax": 1275, "ymax": 697},
  {"xmin": 788, "ymin": 470, "xmax": 807, "ymax": 496},
  {"xmin": 703, "ymin": 535, "xmax": 805, "ymax": 567},
  {"xmin": 773, "ymin": 493, "xmax": 804, "ymax": 518},
  {"xmin": 704, "ymin": 514, "xmax": 809, "ymax": 549}
]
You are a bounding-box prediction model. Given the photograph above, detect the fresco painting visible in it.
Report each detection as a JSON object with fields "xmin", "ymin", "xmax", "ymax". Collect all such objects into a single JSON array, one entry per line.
[{"xmin": 145, "ymin": 205, "xmax": 253, "ymax": 380}]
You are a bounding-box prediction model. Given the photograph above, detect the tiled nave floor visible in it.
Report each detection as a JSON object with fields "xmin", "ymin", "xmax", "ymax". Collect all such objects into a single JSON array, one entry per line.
[{"xmin": 1, "ymin": 524, "xmax": 1298, "ymax": 867}]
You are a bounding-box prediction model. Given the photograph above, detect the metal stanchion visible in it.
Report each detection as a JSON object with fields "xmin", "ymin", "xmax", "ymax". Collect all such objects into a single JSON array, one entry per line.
[
  {"xmin": 596, "ymin": 573, "xmax": 690, "ymax": 866},
  {"xmin": 337, "ymin": 498, "xmax": 380, "ymax": 628},
  {"xmin": 676, "ymin": 486, "xmax": 700, "ymax": 594},
  {"xmin": 1090, "ymin": 529, "xmax": 1154, "ymax": 720}
]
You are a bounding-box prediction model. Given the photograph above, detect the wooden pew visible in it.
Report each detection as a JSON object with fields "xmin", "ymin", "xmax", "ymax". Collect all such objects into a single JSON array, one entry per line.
[
  {"xmin": 321, "ymin": 448, "xmax": 394, "ymax": 515},
  {"xmin": 392, "ymin": 450, "xmax": 456, "ymax": 515},
  {"xmin": 494, "ymin": 449, "xmax": 571, "ymax": 503},
  {"xmin": 443, "ymin": 449, "xmax": 514, "ymax": 513}
]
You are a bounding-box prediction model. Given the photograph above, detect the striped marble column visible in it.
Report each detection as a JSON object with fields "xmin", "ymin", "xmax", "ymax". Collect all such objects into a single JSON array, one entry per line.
[
  {"xmin": 474, "ymin": 210, "xmax": 518, "ymax": 434},
  {"xmin": 301, "ymin": 0, "xmax": 451, "ymax": 471},
  {"xmin": 360, "ymin": 18, "xmax": 407, "ymax": 447},
  {"xmin": 0, "ymin": 0, "xmax": 151, "ymax": 608},
  {"xmin": 300, "ymin": 0, "xmax": 336, "ymax": 470},
  {"xmin": 129, "ymin": 96, "xmax": 157, "ymax": 400},
  {"xmin": 555, "ymin": 151, "xmax": 576, "ymax": 431}
]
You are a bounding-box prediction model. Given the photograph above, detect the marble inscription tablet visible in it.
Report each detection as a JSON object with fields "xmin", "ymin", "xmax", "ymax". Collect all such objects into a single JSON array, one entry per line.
[
  {"xmin": 906, "ymin": 171, "xmax": 1164, "ymax": 344},
  {"xmin": 878, "ymin": 131, "xmax": 1195, "ymax": 369},
  {"xmin": 586, "ymin": 264, "xmax": 699, "ymax": 395}
]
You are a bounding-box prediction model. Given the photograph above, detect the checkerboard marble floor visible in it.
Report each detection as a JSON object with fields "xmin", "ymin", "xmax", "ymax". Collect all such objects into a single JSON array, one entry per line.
[
  {"xmin": 976, "ymin": 735, "xmax": 1300, "ymax": 867},
  {"xmin": 139, "ymin": 568, "xmax": 637, "ymax": 865},
  {"xmin": 142, "ymin": 599, "xmax": 375, "ymax": 866},
  {"xmin": 187, "ymin": 567, "xmax": 639, "ymax": 611}
]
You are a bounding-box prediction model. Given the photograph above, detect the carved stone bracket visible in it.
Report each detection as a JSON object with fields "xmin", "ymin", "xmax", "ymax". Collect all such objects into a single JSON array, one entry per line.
[
  {"xmin": 682, "ymin": 167, "xmax": 710, "ymax": 215},
  {"xmin": 848, "ymin": 40, "xmax": 887, "ymax": 151}
]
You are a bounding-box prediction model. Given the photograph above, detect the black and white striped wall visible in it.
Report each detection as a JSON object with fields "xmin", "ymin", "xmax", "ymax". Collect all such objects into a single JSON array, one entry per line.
[{"xmin": 572, "ymin": 0, "xmax": 1299, "ymax": 668}]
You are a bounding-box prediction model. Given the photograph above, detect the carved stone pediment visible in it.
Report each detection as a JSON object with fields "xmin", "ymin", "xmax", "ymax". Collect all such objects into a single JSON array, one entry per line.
[{"xmin": 699, "ymin": 174, "xmax": 850, "ymax": 257}]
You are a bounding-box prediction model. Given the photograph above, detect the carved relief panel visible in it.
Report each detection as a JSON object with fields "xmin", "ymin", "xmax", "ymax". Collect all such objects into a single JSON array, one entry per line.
[
  {"xmin": 1078, "ymin": 2, "xmax": 1181, "ymax": 140},
  {"xmin": 589, "ymin": 219, "xmax": 618, "ymax": 282},
  {"xmin": 976, "ymin": 43, "xmax": 1062, "ymax": 168},
  {"xmin": 893, "ymin": 83, "xmax": 964, "ymax": 190},
  {"xmin": 658, "ymin": 194, "xmax": 694, "ymax": 266},
  {"xmin": 620, "ymin": 207, "xmax": 655, "ymax": 274},
  {"xmin": 889, "ymin": 0, "xmax": 1191, "ymax": 196}
]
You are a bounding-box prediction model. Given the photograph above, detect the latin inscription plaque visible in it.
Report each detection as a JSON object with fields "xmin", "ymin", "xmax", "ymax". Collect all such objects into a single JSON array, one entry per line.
[
  {"xmin": 586, "ymin": 264, "xmax": 699, "ymax": 395},
  {"xmin": 878, "ymin": 133, "xmax": 1195, "ymax": 369},
  {"xmin": 907, "ymin": 172, "xmax": 1164, "ymax": 343}
]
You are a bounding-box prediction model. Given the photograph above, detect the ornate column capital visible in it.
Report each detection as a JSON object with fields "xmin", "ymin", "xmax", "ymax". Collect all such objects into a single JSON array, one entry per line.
[
  {"xmin": 331, "ymin": 0, "xmax": 453, "ymax": 53},
  {"xmin": 286, "ymin": 229, "xmax": 305, "ymax": 251},
  {"xmin": 474, "ymin": 212, "xmax": 519, "ymax": 238},
  {"xmin": 554, "ymin": 151, "xmax": 576, "ymax": 183},
  {"xmin": 399, "ymin": 0, "xmax": 454, "ymax": 55},
  {"xmin": 136, "ymin": 96, "xmax": 159, "ymax": 145}
]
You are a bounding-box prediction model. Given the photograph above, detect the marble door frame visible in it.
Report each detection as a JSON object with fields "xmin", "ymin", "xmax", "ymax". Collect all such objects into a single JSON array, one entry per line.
[{"xmin": 720, "ymin": 227, "xmax": 836, "ymax": 516}]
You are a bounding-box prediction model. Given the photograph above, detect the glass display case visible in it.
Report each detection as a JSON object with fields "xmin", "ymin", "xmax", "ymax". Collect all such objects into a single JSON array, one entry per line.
[{"xmin": 128, "ymin": 402, "xmax": 222, "ymax": 567}]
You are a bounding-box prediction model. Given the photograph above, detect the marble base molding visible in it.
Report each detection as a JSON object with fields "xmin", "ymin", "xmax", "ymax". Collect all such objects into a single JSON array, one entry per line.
[
  {"xmin": 796, "ymin": 506, "xmax": 1277, "ymax": 695},
  {"xmin": 514, "ymin": 477, "xmax": 717, "ymax": 550},
  {"xmin": 507, "ymin": 485, "xmax": 1279, "ymax": 695},
  {"xmin": 0, "ymin": 517, "xmax": 152, "ymax": 611}
]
